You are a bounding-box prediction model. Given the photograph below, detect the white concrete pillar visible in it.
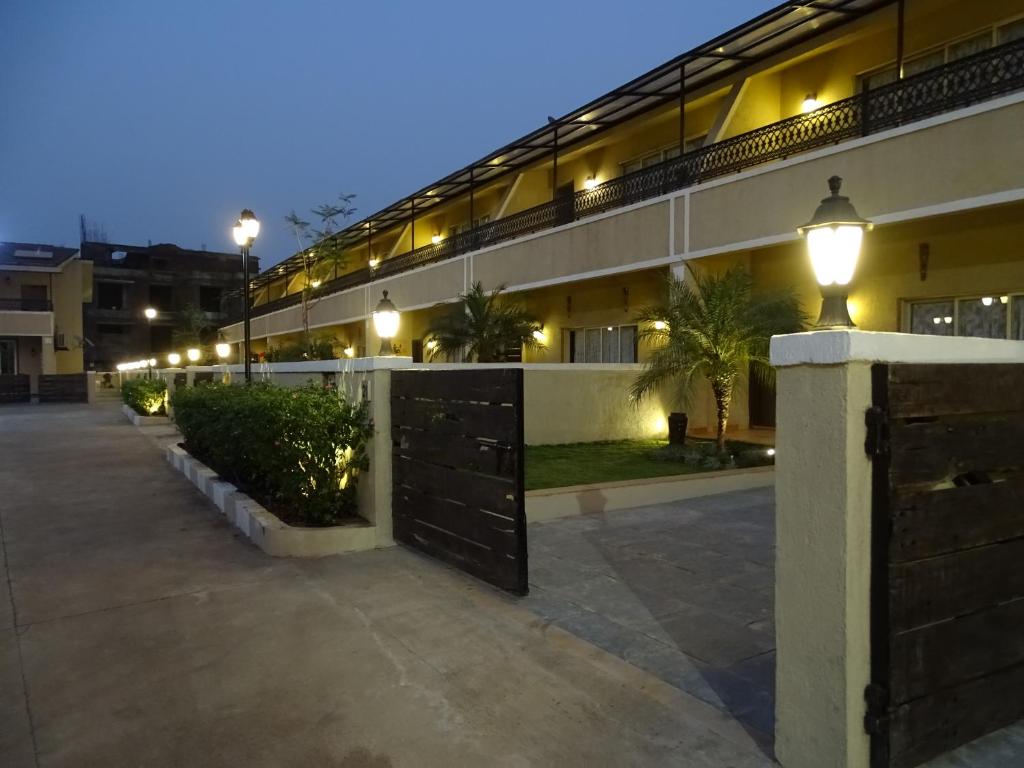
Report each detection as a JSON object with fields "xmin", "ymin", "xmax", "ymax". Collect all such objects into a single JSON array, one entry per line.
[{"xmin": 771, "ymin": 330, "xmax": 1024, "ymax": 768}]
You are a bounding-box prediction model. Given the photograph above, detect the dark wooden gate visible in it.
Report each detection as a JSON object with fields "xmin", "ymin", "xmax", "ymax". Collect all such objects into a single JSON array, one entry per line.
[
  {"xmin": 866, "ymin": 363, "xmax": 1024, "ymax": 768},
  {"xmin": 0, "ymin": 374, "xmax": 30, "ymax": 403},
  {"xmin": 38, "ymin": 373, "xmax": 88, "ymax": 403},
  {"xmin": 391, "ymin": 368, "xmax": 527, "ymax": 594}
]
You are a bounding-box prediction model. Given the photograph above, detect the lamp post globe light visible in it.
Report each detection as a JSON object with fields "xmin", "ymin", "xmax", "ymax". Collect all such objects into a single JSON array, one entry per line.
[
  {"xmin": 143, "ymin": 307, "xmax": 157, "ymax": 378},
  {"xmin": 187, "ymin": 348, "xmax": 201, "ymax": 363},
  {"xmin": 798, "ymin": 176, "xmax": 873, "ymax": 328},
  {"xmin": 372, "ymin": 290, "xmax": 400, "ymax": 356},
  {"xmin": 215, "ymin": 342, "xmax": 231, "ymax": 359},
  {"xmin": 167, "ymin": 352, "xmax": 181, "ymax": 367},
  {"xmin": 233, "ymin": 209, "xmax": 260, "ymax": 383}
]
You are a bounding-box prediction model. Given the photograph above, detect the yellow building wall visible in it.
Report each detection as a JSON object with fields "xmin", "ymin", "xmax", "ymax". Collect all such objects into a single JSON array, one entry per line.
[{"xmin": 748, "ymin": 202, "xmax": 1024, "ymax": 332}]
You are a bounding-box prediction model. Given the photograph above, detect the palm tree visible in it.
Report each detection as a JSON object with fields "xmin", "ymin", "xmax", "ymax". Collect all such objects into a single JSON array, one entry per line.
[
  {"xmin": 631, "ymin": 265, "xmax": 805, "ymax": 455},
  {"xmin": 426, "ymin": 282, "xmax": 544, "ymax": 363}
]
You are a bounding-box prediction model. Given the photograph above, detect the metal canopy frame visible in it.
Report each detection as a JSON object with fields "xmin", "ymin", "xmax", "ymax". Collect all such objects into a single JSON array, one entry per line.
[{"xmin": 251, "ymin": 0, "xmax": 895, "ymax": 290}]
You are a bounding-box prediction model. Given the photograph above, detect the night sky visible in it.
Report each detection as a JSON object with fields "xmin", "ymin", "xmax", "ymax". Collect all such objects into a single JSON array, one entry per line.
[{"xmin": 1, "ymin": 0, "xmax": 775, "ymax": 269}]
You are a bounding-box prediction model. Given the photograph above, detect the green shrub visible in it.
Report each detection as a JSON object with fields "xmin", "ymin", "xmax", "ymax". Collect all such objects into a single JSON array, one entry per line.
[
  {"xmin": 171, "ymin": 383, "xmax": 371, "ymax": 526},
  {"xmin": 265, "ymin": 335, "xmax": 338, "ymax": 362},
  {"xmin": 122, "ymin": 378, "xmax": 167, "ymax": 416}
]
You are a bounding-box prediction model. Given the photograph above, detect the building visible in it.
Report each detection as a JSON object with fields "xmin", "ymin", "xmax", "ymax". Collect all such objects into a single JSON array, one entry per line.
[
  {"xmin": 221, "ymin": 0, "xmax": 1024, "ymax": 432},
  {"xmin": 0, "ymin": 242, "xmax": 93, "ymax": 392},
  {"xmin": 82, "ymin": 241, "xmax": 257, "ymax": 370}
]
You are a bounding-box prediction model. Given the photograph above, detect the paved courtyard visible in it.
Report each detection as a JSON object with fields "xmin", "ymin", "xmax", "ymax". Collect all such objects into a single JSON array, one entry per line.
[
  {"xmin": 524, "ymin": 490, "xmax": 777, "ymax": 753},
  {"xmin": 0, "ymin": 402, "xmax": 774, "ymax": 768}
]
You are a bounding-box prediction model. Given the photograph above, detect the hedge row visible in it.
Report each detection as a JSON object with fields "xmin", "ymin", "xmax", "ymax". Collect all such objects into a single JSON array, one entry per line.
[
  {"xmin": 171, "ymin": 383, "xmax": 372, "ymax": 526},
  {"xmin": 122, "ymin": 378, "xmax": 167, "ymax": 416}
]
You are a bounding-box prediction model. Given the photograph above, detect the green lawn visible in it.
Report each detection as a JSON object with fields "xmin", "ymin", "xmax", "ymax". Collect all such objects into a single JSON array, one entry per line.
[{"xmin": 525, "ymin": 438, "xmax": 774, "ymax": 491}]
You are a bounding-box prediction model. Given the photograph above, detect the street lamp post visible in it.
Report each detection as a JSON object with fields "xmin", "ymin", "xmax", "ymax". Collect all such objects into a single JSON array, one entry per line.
[
  {"xmin": 143, "ymin": 307, "xmax": 157, "ymax": 379},
  {"xmin": 232, "ymin": 209, "xmax": 260, "ymax": 383},
  {"xmin": 798, "ymin": 176, "xmax": 873, "ymax": 328},
  {"xmin": 372, "ymin": 291, "xmax": 400, "ymax": 356}
]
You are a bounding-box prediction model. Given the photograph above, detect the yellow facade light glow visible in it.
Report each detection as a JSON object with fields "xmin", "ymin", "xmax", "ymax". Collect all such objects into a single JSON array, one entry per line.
[
  {"xmin": 368, "ymin": 257, "xmax": 380, "ymax": 269},
  {"xmin": 343, "ymin": 346, "xmax": 355, "ymax": 358},
  {"xmin": 187, "ymin": 348, "xmax": 201, "ymax": 362},
  {"xmin": 431, "ymin": 234, "xmax": 442, "ymax": 245},
  {"xmin": 532, "ymin": 329, "xmax": 545, "ymax": 342},
  {"xmin": 143, "ymin": 307, "xmax": 157, "ymax": 320},
  {"xmin": 425, "ymin": 339, "xmax": 439, "ymax": 351},
  {"xmin": 167, "ymin": 352, "xmax": 181, "ymax": 366},
  {"xmin": 583, "ymin": 176, "xmax": 599, "ymax": 191},
  {"xmin": 215, "ymin": 343, "xmax": 231, "ymax": 359},
  {"xmin": 653, "ymin": 320, "xmax": 668, "ymax": 331},
  {"xmin": 311, "ymin": 279, "xmax": 321, "ymax": 288},
  {"xmin": 801, "ymin": 93, "xmax": 821, "ymax": 113},
  {"xmin": 767, "ymin": 448, "xmax": 776, "ymax": 457}
]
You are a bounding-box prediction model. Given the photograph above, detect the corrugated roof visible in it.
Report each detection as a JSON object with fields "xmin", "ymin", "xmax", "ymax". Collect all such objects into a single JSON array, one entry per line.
[{"xmin": 255, "ymin": 0, "xmax": 896, "ymax": 288}]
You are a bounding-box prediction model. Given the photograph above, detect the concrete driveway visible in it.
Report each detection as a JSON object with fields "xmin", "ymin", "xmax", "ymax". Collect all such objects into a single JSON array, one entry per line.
[
  {"xmin": 0, "ymin": 402, "xmax": 774, "ymax": 768},
  {"xmin": 524, "ymin": 490, "xmax": 777, "ymax": 754}
]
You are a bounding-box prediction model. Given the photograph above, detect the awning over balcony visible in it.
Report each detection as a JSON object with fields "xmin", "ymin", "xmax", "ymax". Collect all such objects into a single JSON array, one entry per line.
[{"xmin": 251, "ymin": 0, "xmax": 896, "ymax": 291}]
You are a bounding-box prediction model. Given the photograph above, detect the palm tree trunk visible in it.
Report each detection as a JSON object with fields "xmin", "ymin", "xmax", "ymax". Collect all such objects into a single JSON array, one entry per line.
[{"xmin": 711, "ymin": 378, "xmax": 733, "ymax": 456}]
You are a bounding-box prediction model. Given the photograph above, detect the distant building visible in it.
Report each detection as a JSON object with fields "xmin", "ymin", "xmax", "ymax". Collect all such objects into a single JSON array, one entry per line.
[
  {"xmin": 80, "ymin": 241, "xmax": 257, "ymax": 370},
  {"xmin": 0, "ymin": 242, "xmax": 93, "ymax": 394}
]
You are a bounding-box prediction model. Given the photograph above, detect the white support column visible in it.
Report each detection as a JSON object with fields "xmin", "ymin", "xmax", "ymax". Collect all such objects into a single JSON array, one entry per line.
[{"xmin": 771, "ymin": 330, "xmax": 1024, "ymax": 768}]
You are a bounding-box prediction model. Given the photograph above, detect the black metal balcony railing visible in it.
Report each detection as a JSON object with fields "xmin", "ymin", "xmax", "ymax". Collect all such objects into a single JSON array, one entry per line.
[
  {"xmin": 0, "ymin": 298, "xmax": 53, "ymax": 312},
  {"xmin": 240, "ymin": 37, "xmax": 1024, "ymax": 322}
]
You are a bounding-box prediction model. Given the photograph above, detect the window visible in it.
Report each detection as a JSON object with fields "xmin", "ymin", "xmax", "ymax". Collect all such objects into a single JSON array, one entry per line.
[
  {"xmin": 567, "ymin": 325, "xmax": 638, "ymax": 363},
  {"xmin": 620, "ymin": 137, "xmax": 705, "ymax": 177},
  {"xmin": 998, "ymin": 17, "xmax": 1024, "ymax": 44},
  {"xmin": 199, "ymin": 286, "xmax": 222, "ymax": 313},
  {"xmin": 861, "ymin": 17, "xmax": 1022, "ymax": 91},
  {"xmin": 906, "ymin": 294, "xmax": 1021, "ymax": 339},
  {"xmin": 95, "ymin": 282, "xmax": 125, "ymax": 310}
]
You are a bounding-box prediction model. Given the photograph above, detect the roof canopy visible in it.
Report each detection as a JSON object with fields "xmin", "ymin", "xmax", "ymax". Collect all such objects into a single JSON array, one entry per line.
[{"xmin": 257, "ymin": 0, "xmax": 896, "ymax": 287}]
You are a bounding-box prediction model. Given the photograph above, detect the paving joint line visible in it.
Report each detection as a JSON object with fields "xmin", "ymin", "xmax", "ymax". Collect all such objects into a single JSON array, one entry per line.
[{"xmin": 0, "ymin": 505, "xmax": 41, "ymax": 768}]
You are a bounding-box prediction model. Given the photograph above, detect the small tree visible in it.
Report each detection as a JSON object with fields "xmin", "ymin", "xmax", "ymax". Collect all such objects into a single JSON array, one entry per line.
[
  {"xmin": 631, "ymin": 266, "xmax": 805, "ymax": 455},
  {"xmin": 426, "ymin": 281, "xmax": 543, "ymax": 363},
  {"xmin": 172, "ymin": 304, "xmax": 213, "ymax": 351},
  {"xmin": 285, "ymin": 194, "xmax": 357, "ymax": 355}
]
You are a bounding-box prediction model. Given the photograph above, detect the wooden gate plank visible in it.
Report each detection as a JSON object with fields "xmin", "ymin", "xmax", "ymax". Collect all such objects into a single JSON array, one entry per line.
[
  {"xmin": 890, "ymin": 475, "xmax": 1024, "ymax": 562},
  {"xmin": 393, "ymin": 485, "xmax": 517, "ymax": 554},
  {"xmin": 393, "ymin": 427, "xmax": 516, "ymax": 479},
  {"xmin": 392, "ymin": 368, "xmax": 519, "ymax": 403},
  {"xmin": 887, "ymin": 363, "xmax": 1024, "ymax": 418},
  {"xmin": 890, "ymin": 537, "xmax": 1024, "ymax": 632},
  {"xmin": 889, "ymin": 413, "xmax": 1024, "ymax": 487},
  {"xmin": 393, "ymin": 455, "xmax": 515, "ymax": 515},
  {"xmin": 889, "ymin": 661, "xmax": 1024, "ymax": 768},
  {"xmin": 890, "ymin": 597, "xmax": 1024, "ymax": 703},
  {"xmin": 391, "ymin": 396, "xmax": 517, "ymax": 441}
]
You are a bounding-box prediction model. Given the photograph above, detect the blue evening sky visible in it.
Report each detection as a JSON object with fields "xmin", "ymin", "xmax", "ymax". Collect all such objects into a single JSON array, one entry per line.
[{"xmin": 0, "ymin": 0, "xmax": 776, "ymax": 268}]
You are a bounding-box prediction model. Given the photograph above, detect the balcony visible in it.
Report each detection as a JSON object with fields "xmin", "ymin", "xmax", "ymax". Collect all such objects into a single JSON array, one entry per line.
[
  {"xmin": 238, "ymin": 37, "xmax": 1024, "ymax": 322},
  {"xmin": 0, "ymin": 299, "xmax": 54, "ymax": 336},
  {"xmin": 0, "ymin": 298, "xmax": 53, "ymax": 312}
]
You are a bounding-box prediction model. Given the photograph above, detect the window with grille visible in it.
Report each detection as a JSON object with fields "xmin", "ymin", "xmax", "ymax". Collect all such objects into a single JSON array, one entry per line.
[
  {"xmin": 860, "ymin": 16, "xmax": 1024, "ymax": 91},
  {"xmin": 905, "ymin": 293, "xmax": 1023, "ymax": 340},
  {"xmin": 566, "ymin": 325, "xmax": 638, "ymax": 363}
]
